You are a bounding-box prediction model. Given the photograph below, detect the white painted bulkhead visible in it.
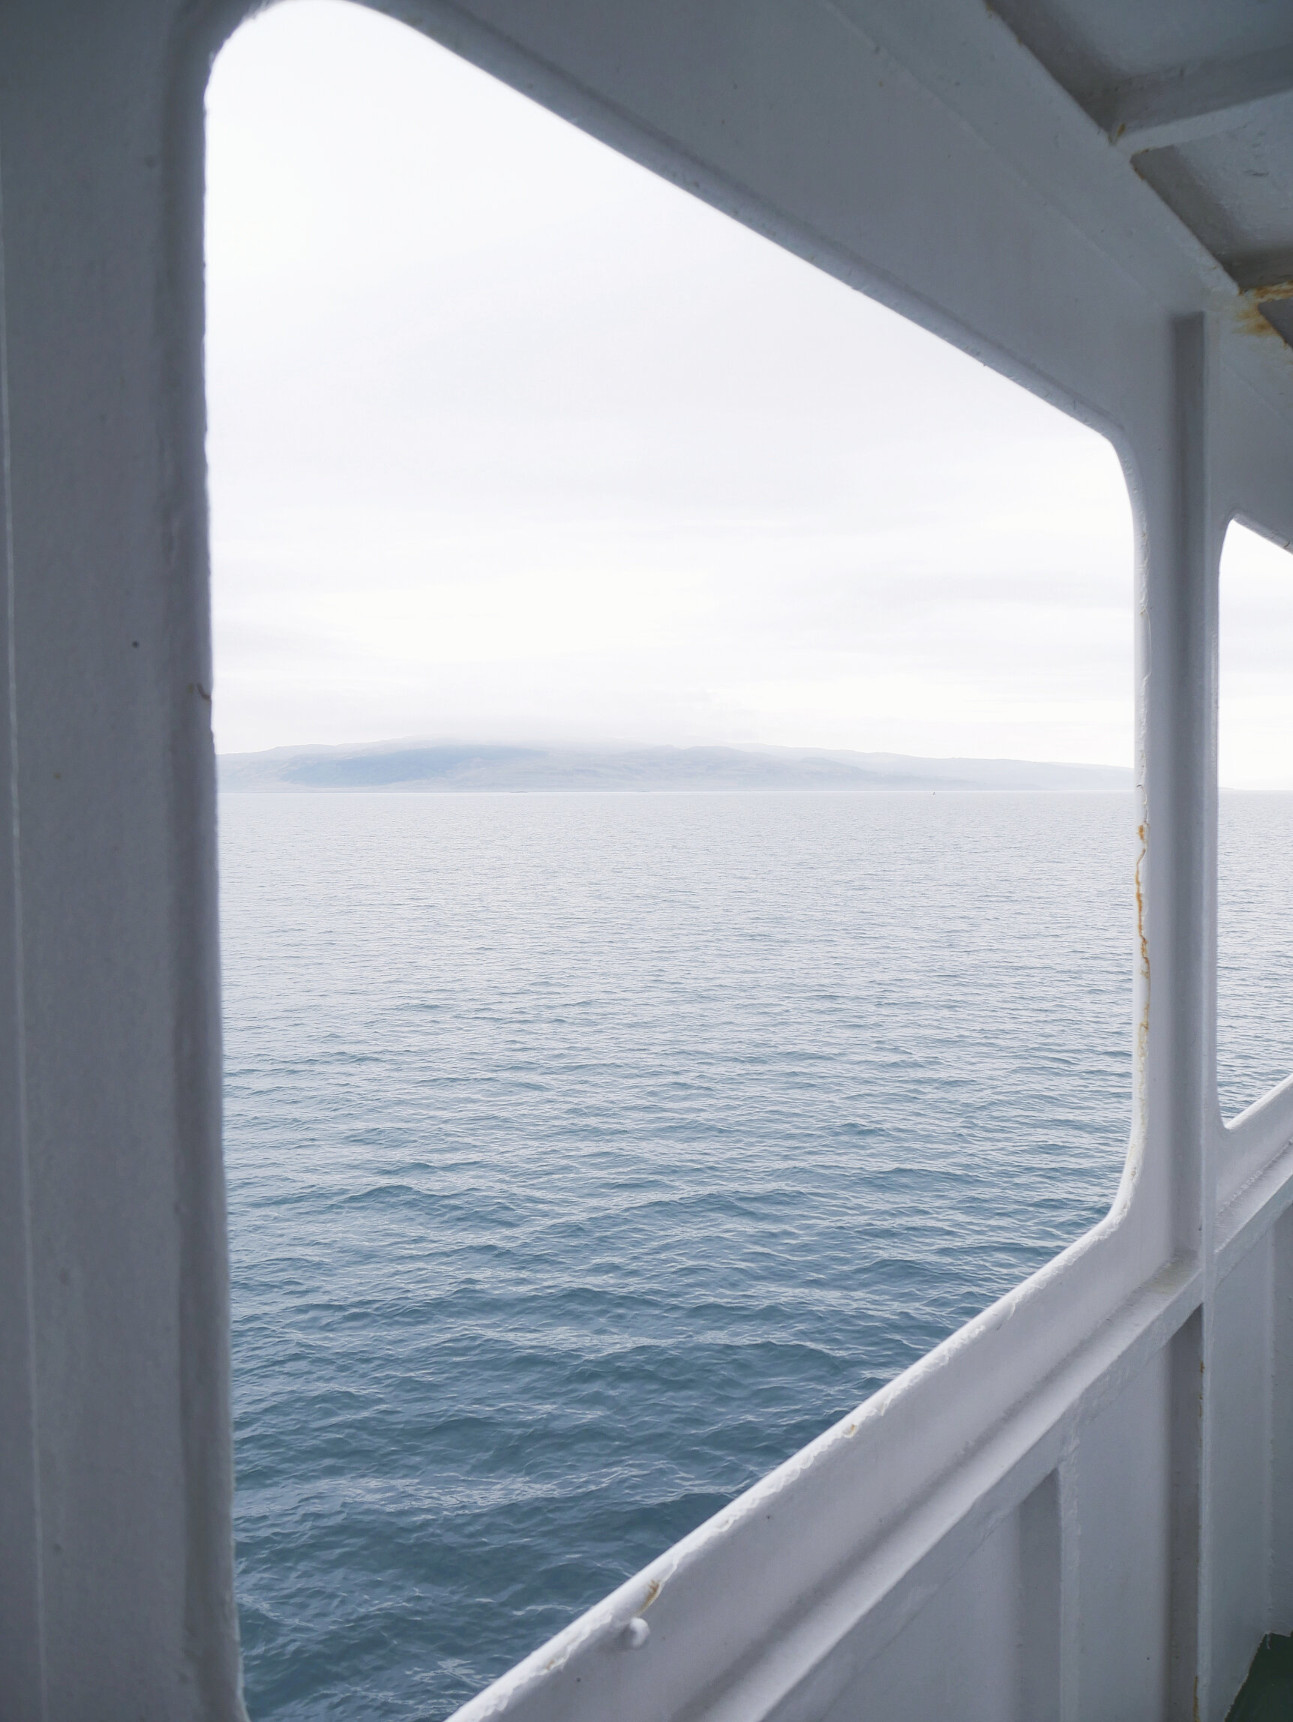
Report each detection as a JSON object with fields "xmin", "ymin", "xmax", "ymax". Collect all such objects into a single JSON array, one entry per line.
[{"xmin": 1, "ymin": 1, "xmax": 1292, "ymax": 1718}]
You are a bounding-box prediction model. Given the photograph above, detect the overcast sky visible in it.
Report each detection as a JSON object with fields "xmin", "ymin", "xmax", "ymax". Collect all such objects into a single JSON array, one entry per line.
[{"xmin": 205, "ymin": 0, "xmax": 1293, "ymax": 781}]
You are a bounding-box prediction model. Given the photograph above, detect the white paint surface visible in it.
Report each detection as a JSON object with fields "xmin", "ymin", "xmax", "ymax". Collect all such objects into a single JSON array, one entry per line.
[{"xmin": 2, "ymin": 2, "xmax": 1293, "ymax": 1720}]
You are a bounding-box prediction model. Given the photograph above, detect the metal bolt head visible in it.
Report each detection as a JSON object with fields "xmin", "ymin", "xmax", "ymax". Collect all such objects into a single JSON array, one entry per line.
[{"xmin": 619, "ymin": 1617, "xmax": 650, "ymax": 1650}]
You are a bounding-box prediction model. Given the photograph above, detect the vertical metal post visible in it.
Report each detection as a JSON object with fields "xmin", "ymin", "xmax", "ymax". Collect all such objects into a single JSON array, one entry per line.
[
  {"xmin": 1137, "ymin": 313, "xmax": 1217, "ymax": 1716},
  {"xmin": 0, "ymin": 2, "xmax": 244, "ymax": 1714},
  {"xmin": 1137, "ymin": 313, "xmax": 1216, "ymax": 1268},
  {"xmin": 0, "ymin": 137, "xmax": 47, "ymax": 1722}
]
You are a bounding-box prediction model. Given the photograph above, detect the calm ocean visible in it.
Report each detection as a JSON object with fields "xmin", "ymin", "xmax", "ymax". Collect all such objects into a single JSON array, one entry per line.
[{"xmin": 221, "ymin": 790, "xmax": 1293, "ymax": 1721}]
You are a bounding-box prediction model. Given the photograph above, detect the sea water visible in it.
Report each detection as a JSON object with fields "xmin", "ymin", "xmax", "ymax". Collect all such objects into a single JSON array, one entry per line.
[{"xmin": 221, "ymin": 790, "xmax": 1293, "ymax": 1720}]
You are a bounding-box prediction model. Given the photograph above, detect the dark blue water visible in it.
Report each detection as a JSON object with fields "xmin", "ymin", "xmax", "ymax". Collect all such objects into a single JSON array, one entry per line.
[{"xmin": 222, "ymin": 789, "xmax": 1293, "ymax": 1720}]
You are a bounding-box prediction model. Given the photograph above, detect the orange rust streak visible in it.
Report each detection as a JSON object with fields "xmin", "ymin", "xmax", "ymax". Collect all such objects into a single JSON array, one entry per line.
[
  {"xmin": 1135, "ymin": 821, "xmax": 1149, "ymax": 981},
  {"xmin": 1235, "ymin": 279, "xmax": 1293, "ymax": 340}
]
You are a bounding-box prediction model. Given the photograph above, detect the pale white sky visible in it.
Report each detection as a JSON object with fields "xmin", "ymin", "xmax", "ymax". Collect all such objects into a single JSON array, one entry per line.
[
  {"xmin": 1222, "ymin": 525, "xmax": 1293, "ymax": 789},
  {"xmin": 204, "ymin": 0, "xmax": 1293, "ymax": 780}
]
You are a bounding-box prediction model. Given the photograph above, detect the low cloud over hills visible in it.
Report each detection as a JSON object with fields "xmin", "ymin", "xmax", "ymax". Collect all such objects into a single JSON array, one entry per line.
[{"xmin": 219, "ymin": 742, "xmax": 1132, "ymax": 794}]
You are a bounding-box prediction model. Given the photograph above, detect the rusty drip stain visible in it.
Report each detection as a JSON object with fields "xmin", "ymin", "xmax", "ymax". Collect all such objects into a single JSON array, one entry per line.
[
  {"xmin": 1134, "ymin": 822, "xmax": 1149, "ymax": 979},
  {"xmin": 1237, "ymin": 300, "xmax": 1282, "ymax": 340},
  {"xmin": 641, "ymin": 1578, "xmax": 661, "ymax": 1612},
  {"xmin": 1234, "ymin": 278, "xmax": 1293, "ymax": 340}
]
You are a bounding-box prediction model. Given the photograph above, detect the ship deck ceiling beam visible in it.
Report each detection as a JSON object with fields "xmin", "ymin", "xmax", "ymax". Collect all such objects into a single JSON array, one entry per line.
[{"xmin": 1099, "ymin": 45, "xmax": 1293, "ymax": 155}]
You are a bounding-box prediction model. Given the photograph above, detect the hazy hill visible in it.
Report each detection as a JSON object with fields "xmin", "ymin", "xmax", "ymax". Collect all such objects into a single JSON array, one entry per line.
[{"xmin": 218, "ymin": 741, "xmax": 1132, "ymax": 793}]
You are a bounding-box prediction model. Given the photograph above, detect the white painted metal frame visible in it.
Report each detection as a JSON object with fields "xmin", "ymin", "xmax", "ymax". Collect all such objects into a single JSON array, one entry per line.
[{"xmin": 1, "ymin": 2, "xmax": 1292, "ymax": 1719}]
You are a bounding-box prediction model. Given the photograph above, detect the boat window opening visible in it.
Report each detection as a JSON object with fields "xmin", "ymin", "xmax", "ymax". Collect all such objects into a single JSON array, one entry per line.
[
  {"xmin": 1218, "ymin": 520, "xmax": 1293, "ymax": 1122},
  {"xmin": 206, "ymin": 2, "xmax": 1136, "ymax": 1715}
]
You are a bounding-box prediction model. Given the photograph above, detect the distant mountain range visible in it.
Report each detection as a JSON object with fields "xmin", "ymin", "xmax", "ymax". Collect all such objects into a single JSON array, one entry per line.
[{"xmin": 218, "ymin": 741, "xmax": 1132, "ymax": 794}]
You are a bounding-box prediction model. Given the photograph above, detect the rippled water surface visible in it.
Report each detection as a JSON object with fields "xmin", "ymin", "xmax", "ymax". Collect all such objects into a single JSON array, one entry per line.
[{"xmin": 222, "ymin": 790, "xmax": 1292, "ymax": 1719}]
